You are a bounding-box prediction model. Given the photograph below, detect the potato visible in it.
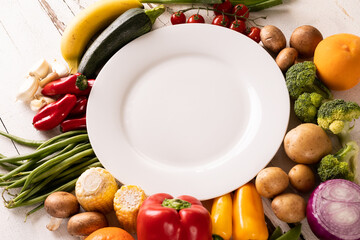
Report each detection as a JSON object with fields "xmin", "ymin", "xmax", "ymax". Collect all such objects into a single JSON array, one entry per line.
[
  {"xmin": 255, "ymin": 167, "xmax": 289, "ymax": 198},
  {"xmin": 288, "ymin": 164, "xmax": 315, "ymax": 192},
  {"xmin": 260, "ymin": 25, "xmax": 286, "ymax": 54},
  {"xmin": 275, "ymin": 47, "xmax": 298, "ymax": 72},
  {"xmin": 284, "ymin": 123, "xmax": 332, "ymax": 164},
  {"xmin": 271, "ymin": 193, "xmax": 306, "ymax": 223},
  {"xmin": 290, "ymin": 25, "xmax": 323, "ymax": 58}
]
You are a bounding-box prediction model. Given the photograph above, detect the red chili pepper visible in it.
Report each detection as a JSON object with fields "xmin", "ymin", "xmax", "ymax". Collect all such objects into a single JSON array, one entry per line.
[
  {"xmin": 60, "ymin": 116, "xmax": 86, "ymax": 132},
  {"xmin": 41, "ymin": 73, "xmax": 95, "ymax": 96},
  {"xmin": 33, "ymin": 94, "xmax": 77, "ymax": 131},
  {"xmin": 137, "ymin": 193, "xmax": 212, "ymax": 240},
  {"xmin": 69, "ymin": 96, "xmax": 88, "ymax": 116}
]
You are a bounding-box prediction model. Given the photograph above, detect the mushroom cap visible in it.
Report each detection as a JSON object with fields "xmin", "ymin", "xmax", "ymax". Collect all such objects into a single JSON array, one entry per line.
[
  {"xmin": 44, "ymin": 191, "xmax": 80, "ymax": 218},
  {"xmin": 67, "ymin": 212, "xmax": 108, "ymax": 236}
]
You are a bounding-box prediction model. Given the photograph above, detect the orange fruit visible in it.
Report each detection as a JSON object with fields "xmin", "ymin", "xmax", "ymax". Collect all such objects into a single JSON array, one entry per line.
[
  {"xmin": 85, "ymin": 227, "xmax": 134, "ymax": 240},
  {"xmin": 314, "ymin": 33, "xmax": 360, "ymax": 91}
]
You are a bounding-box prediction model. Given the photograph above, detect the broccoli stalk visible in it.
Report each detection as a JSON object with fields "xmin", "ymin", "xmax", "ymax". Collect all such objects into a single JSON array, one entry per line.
[
  {"xmin": 317, "ymin": 99, "xmax": 360, "ymax": 182},
  {"xmin": 285, "ymin": 61, "xmax": 332, "ymax": 100},
  {"xmin": 318, "ymin": 141, "xmax": 358, "ymax": 182}
]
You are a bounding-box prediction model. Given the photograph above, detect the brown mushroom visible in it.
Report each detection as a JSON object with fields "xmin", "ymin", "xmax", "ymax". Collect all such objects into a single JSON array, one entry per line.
[
  {"xmin": 290, "ymin": 25, "xmax": 323, "ymax": 58},
  {"xmin": 260, "ymin": 25, "xmax": 287, "ymax": 54},
  {"xmin": 275, "ymin": 47, "xmax": 298, "ymax": 72},
  {"xmin": 67, "ymin": 212, "xmax": 108, "ymax": 238},
  {"xmin": 44, "ymin": 191, "xmax": 80, "ymax": 231}
]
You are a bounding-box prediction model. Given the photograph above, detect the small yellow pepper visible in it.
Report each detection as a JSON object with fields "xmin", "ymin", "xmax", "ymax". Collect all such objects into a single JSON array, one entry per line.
[
  {"xmin": 211, "ymin": 193, "xmax": 232, "ymax": 240},
  {"xmin": 232, "ymin": 182, "xmax": 269, "ymax": 240}
]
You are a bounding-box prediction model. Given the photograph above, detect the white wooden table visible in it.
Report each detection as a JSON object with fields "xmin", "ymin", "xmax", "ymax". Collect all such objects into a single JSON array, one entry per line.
[{"xmin": 1, "ymin": 0, "xmax": 359, "ymax": 239}]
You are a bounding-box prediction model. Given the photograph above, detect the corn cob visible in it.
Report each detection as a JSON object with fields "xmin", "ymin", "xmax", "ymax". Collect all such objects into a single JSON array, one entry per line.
[
  {"xmin": 75, "ymin": 167, "xmax": 118, "ymax": 214},
  {"xmin": 113, "ymin": 185, "xmax": 146, "ymax": 233}
]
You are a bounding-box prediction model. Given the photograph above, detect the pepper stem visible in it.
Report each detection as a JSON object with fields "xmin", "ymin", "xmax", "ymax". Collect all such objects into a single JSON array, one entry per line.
[
  {"xmin": 162, "ymin": 198, "xmax": 191, "ymax": 210},
  {"xmin": 145, "ymin": 5, "xmax": 165, "ymax": 25}
]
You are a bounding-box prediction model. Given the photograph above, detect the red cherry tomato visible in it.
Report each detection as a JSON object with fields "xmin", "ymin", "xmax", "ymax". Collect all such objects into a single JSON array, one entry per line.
[
  {"xmin": 247, "ymin": 27, "xmax": 261, "ymax": 43},
  {"xmin": 171, "ymin": 11, "xmax": 186, "ymax": 25},
  {"xmin": 187, "ymin": 14, "xmax": 205, "ymax": 23},
  {"xmin": 232, "ymin": 4, "xmax": 249, "ymax": 19},
  {"xmin": 213, "ymin": 0, "xmax": 233, "ymax": 15},
  {"xmin": 229, "ymin": 20, "xmax": 246, "ymax": 33},
  {"xmin": 212, "ymin": 15, "xmax": 230, "ymax": 27}
]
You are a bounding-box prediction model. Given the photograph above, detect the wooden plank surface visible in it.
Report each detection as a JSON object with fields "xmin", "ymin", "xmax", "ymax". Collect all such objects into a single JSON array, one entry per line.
[{"xmin": 0, "ymin": 0, "xmax": 360, "ymax": 239}]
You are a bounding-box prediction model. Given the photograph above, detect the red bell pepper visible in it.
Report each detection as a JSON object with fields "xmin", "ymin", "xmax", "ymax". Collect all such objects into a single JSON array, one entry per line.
[
  {"xmin": 60, "ymin": 115, "xmax": 86, "ymax": 132},
  {"xmin": 137, "ymin": 193, "xmax": 212, "ymax": 240},
  {"xmin": 33, "ymin": 94, "xmax": 77, "ymax": 131},
  {"xmin": 69, "ymin": 96, "xmax": 88, "ymax": 116},
  {"xmin": 41, "ymin": 73, "xmax": 95, "ymax": 96}
]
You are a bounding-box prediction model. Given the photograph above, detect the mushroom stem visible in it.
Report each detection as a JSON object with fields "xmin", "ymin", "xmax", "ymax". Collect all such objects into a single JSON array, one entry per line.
[{"xmin": 46, "ymin": 217, "xmax": 63, "ymax": 231}]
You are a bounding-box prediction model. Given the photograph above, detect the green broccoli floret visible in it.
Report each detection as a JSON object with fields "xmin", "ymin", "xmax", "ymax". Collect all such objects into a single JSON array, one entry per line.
[
  {"xmin": 285, "ymin": 61, "xmax": 332, "ymax": 100},
  {"xmin": 294, "ymin": 92, "xmax": 324, "ymax": 123},
  {"xmin": 317, "ymin": 99, "xmax": 360, "ymax": 144},
  {"xmin": 318, "ymin": 141, "xmax": 358, "ymax": 182}
]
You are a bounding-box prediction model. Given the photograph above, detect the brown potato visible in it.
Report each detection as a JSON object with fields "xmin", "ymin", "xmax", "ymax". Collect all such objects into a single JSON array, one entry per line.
[
  {"xmin": 284, "ymin": 123, "xmax": 332, "ymax": 164},
  {"xmin": 276, "ymin": 47, "xmax": 298, "ymax": 72},
  {"xmin": 271, "ymin": 193, "xmax": 306, "ymax": 223},
  {"xmin": 288, "ymin": 164, "xmax": 315, "ymax": 192},
  {"xmin": 290, "ymin": 25, "xmax": 323, "ymax": 58},
  {"xmin": 260, "ymin": 25, "xmax": 287, "ymax": 54},
  {"xmin": 255, "ymin": 167, "xmax": 289, "ymax": 198}
]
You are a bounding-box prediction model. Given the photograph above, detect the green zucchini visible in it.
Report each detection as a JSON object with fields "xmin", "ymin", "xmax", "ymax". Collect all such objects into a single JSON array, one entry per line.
[{"xmin": 78, "ymin": 5, "xmax": 165, "ymax": 78}]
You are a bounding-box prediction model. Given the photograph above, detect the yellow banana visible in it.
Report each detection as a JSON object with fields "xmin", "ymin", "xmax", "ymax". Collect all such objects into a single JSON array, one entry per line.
[{"xmin": 61, "ymin": 0, "xmax": 143, "ymax": 73}]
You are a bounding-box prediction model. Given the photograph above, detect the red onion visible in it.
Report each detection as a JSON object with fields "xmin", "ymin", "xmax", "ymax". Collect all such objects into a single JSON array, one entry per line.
[{"xmin": 307, "ymin": 179, "xmax": 360, "ymax": 240}]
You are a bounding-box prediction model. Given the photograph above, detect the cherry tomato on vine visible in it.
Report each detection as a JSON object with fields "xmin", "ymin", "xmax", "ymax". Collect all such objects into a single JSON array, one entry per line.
[
  {"xmin": 171, "ymin": 11, "xmax": 186, "ymax": 25},
  {"xmin": 229, "ymin": 20, "xmax": 246, "ymax": 33},
  {"xmin": 247, "ymin": 27, "xmax": 261, "ymax": 43},
  {"xmin": 213, "ymin": 0, "xmax": 233, "ymax": 15},
  {"xmin": 232, "ymin": 4, "xmax": 249, "ymax": 19},
  {"xmin": 187, "ymin": 14, "xmax": 205, "ymax": 23},
  {"xmin": 212, "ymin": 15, "xmax": 230, "ymax": 27}
]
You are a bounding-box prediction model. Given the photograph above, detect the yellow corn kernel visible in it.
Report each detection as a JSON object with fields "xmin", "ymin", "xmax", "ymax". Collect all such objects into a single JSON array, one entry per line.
[
  {"xmin": 75, "ymin": 167, "xmax": 118, "ymax": 214},
  {"xmin": 113, "ymin": 185, "xmax": 147, "ymax": 234}
]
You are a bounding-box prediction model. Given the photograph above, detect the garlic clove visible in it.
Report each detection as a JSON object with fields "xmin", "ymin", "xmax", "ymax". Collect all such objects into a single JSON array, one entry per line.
[
  {"xmin": 30, "ymin": 96, "xmax": 55, "ymax": 111},
  {"xmin": 29, "ymin": 58, "xmax": 51, "ymax": 79},
  {"xmin": 51, "ymin": 59, "xmax": 69, "ymax": 78},
  {"xmin": 16, "ymin": 75, "xmax": 40, "ymax": 102},
  {"xmin": 46, "ymin": 217, "xmax": 63, "ymax": 231},
  {"xmin": 39, "ymin": 72, "xmax": 60, "ymax": 88}
]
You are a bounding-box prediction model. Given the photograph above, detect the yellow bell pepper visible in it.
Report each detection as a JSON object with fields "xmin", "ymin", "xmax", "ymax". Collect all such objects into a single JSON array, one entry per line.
[
  {"xmin": 211, "ymin": 193, "xmax": 232, "ymax": 240},
  {"xmin": 232, "ymin": 182, "xmax": 269, "ymax": 240}
]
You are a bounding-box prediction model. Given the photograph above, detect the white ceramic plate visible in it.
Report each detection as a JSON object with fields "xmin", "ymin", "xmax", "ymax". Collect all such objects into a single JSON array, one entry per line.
[{"xmin": 87, "ymin": 24, "xmax": 290, "ymax": 200}]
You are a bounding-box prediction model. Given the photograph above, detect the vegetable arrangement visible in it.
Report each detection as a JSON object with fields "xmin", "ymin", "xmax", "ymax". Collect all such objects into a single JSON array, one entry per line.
[
  {"xmin": 3, "ymin": 0, "xmax": 360, "ymax": 239},
  {"xmin": 169, "ymin": 1, "xmax": 266, "ymax": 42},
  {"xmin": 0, "ymin": 130, "xmax": 101, "ymax": 214}
]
